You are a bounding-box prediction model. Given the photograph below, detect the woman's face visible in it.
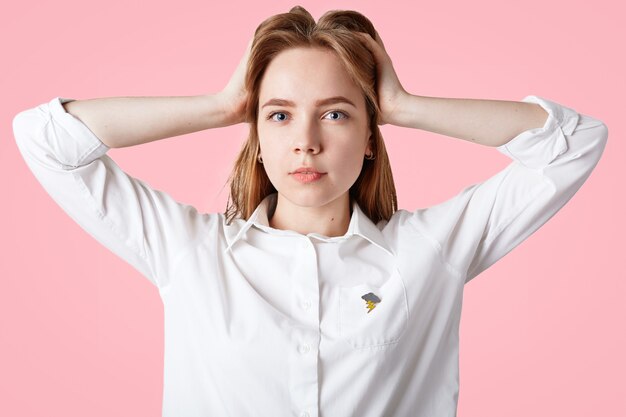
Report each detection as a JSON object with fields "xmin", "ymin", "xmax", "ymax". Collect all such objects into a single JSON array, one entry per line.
[{"xmin": 257, "ymin": 46, "xmax": 372, "ymax": 209}]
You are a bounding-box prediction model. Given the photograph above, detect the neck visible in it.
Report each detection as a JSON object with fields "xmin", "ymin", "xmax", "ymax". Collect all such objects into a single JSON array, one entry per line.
[{"xmin": 268, "ymin": 192, "xmax": 352, "ymax": 237}]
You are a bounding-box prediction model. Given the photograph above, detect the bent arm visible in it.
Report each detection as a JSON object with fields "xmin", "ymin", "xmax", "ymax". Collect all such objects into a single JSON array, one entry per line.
[
  {"xmin": 13, "ymin": 97, "xmax": 218, "ymax": 289},
  {"xmin": 392, "ymin": 93, "xmax": 550, "ymax": 147},
  {"xmin": 406, "ymin": 95, "xmax": 609, "ymax": 284},
  {"xmin": 62, "ymin": 93, "xmax": 236, "ymax": 149}
]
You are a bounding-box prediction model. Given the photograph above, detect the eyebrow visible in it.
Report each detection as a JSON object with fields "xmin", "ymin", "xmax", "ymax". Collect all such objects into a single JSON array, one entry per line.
[{"xmin": 261, "ymin": 96, "xmax": 357, "ymax": 110}]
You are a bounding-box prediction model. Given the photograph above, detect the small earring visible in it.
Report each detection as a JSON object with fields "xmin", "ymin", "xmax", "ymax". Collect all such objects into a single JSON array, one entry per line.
[
  {"xmin": 257, "ymin": 154, "xmax": 263, "ymax": 164},
  {"xmin": 365, "ymin": 152, "xmax": 375, "ymax": 160}
]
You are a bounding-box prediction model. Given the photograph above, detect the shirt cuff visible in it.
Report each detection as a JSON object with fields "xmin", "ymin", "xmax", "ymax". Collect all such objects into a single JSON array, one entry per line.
[
  {"xmin": 49, "ymin": 96, "xmax": 110, "ymax": 167},
  {"xmin": 496, "ymin": 95, "xmax": 580, "ymax": 170}
]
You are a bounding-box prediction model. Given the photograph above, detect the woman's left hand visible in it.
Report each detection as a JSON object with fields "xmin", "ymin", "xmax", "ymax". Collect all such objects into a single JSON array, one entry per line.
[{"xmin": 358, "ymin": 31, "xmax": 409, "ymax": 126}]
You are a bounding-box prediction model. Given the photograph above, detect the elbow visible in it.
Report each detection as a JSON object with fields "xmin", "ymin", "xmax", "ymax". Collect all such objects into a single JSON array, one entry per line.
[
  {"xmin": 13, "ymin": 109, "xmax": 35, "ymax": 155},
  {"xmin": 597, "ymin": 120, "xmax": 609, "ymax": 147},
  {"xmin": 588, "ymin": 115, "xmax": 608, "ymax": 146},
  {"xmin": 12, "ymin": 109, "xmax": 38, "ymax": 166},
  {"xmin": 12, "ymin": 108, "xmax": 45, "ymax": 147},
  {"xmin": 576, "ymin": 116, "xmax": 609, "ymax": 166},
  {"xmin": 12, "ymin": 109, "xmax": 30, "ymax": 145},
  {"xmin": 12, "ymin": 106, "xmax": 53, "ymax": 169},
  {"xmin": 591, "ymin": 119, "xmax": 609, "ymax": 163}
]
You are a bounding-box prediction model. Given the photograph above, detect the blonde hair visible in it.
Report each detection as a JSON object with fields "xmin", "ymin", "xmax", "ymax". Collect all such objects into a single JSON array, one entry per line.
[{"xmin": 224, "ymin": 5, "xmax": 398, "ymax": 225}]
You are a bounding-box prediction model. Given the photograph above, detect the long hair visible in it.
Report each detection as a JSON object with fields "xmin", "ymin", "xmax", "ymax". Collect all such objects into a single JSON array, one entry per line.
[{"xmin": 224, "ymin": 5, "xmax": 398, "ymax": 225}]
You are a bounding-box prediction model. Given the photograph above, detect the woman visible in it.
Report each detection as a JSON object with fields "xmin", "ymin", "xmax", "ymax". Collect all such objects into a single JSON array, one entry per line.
[{"xmin": 12, "ymin": 5, "xmax": 608, "ymax": 417}]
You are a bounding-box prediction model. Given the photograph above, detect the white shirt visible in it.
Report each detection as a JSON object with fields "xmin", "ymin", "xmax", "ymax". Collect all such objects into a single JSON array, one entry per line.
[{"xmin": 13, "ymin": 95, "xmax": 608, "ymax": 417}]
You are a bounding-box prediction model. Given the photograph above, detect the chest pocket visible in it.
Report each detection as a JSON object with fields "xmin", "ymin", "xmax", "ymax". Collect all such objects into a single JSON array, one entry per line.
[{"xmin": 338, "ymin": 266, "xmax": 409, "ymax": 350}]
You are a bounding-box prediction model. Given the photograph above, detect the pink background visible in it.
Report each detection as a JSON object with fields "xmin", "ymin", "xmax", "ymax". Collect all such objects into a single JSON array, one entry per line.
[{"xmin": 1, "ymin": 0, "xmax": 623, "ymax": 415}]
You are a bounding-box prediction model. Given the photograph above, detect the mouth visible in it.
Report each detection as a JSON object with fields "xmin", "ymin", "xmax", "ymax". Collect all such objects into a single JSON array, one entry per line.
[
  {"xmin": 291, "ymin": 171, "xmax": 326, "ymax": 183},
  {"xmin": 290, "ymin": 167, "xmax": 324, "ymax": 175}
]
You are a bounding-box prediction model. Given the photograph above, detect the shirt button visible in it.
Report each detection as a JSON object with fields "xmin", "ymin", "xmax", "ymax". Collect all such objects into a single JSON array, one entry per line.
[
  {"xmin": 301, "ymin": 300, "xmax": 311, "ymax": 310},
  {"xmin": 300, "ymin": 412, "xmax": 310, "ymax": 417},
  {"xmin": 298, "ymin": 344, "xmax": 310, "ymax": 354}
]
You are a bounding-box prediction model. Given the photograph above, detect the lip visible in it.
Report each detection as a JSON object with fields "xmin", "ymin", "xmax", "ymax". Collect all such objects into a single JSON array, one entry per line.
[
  {"xmin": 291, "ymin": 171, "xmax": 325, "ymax": 183},
  {"xmin": 291, "ymin": 166, "xmax": 324, "ymax": 174}
]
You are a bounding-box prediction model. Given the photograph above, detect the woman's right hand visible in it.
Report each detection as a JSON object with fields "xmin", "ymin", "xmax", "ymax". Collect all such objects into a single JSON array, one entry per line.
[{"xmin": 218, "ymin": 36, "xmax": 253, "ymax": 126}]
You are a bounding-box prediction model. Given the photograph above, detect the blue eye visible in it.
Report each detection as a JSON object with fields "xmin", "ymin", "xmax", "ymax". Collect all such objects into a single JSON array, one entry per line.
[
  {"xmin": 268, "ymin": 112, "xmax": 288, "ymax": 122},
  {"xmin": 325, "ymin": 111, "xmax": 348, "ymax": 120}
]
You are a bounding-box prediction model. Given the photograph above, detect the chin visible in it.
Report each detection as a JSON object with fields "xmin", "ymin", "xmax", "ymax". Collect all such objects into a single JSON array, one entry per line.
[{"xmin": 280, "ymin": 187, "xmax": 347, "ymax": 208}]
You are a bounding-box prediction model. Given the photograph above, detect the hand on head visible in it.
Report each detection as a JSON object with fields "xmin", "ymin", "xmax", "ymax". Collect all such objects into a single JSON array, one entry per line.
[
  {"xmin": 357, "ymin": 31, "xmax": 409, "ymax": 126},
  {"xmin": 217, "ymin": 28, "xmax": 409, "ymax": 128},
  {"xmin": 218, "ymin": 36, "xmax": 253, "ymax": 126}
]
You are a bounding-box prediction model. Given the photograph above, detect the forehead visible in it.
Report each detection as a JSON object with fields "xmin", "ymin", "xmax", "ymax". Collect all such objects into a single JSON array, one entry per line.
[{"xmin": 259, "ymin": 46, "xmax": 363, "ymax": 105}]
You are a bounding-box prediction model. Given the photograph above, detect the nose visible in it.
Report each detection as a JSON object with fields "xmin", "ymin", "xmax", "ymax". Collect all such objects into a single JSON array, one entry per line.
[{"xmin": 292, "ymin": 118, "xmax": 321, "ymax": 155}]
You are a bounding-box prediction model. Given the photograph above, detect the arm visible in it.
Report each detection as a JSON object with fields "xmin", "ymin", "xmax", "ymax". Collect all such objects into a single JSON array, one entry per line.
[
  {"xmin": 357, "ymin": 31, "xmax": 549, "ymax": 147},
  {"xmin": 13, "ymin": 97, "xmax": 209, "ymax": 289},
  {"xmin": 390, "ymin": 94, "xmax": 550, "ymax": 147},
  {"xmin": 12, "ymin": 38, "xmax": 252, "ymax": 290},
  {"xmin": 61, "ymin": 37, "xmax": 252, "ymax": 149},
  {"xmin": 358, "ymin": 31, "xmax": 608, "ymax": 284},
  {"xmin": 61, "ymin": 94, "xmax": 236, "ymax": 149},
  {"xmin": 406, "ymin": 95, "xmax": 608, "ymax": 283}
]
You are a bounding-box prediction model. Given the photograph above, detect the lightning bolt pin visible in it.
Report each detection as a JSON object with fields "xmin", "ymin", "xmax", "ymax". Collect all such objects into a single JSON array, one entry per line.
[{"xmin": 361, "ymin": 292, "xmax": 381, "ymax": 313}]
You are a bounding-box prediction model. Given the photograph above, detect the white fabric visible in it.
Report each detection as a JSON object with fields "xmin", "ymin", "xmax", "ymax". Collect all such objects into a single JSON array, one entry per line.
[{"xmin": 13, "ymin": 95, "xmax": 608, "ymax": 417}]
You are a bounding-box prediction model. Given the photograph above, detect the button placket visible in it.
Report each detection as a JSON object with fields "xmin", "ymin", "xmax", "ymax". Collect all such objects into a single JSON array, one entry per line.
[{"xmin": 289, "ymin": 236, "xmax": 319, "ymax": 417}]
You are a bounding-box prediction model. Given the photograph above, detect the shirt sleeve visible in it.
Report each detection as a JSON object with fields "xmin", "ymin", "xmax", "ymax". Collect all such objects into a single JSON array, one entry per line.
[
  {"xmin": 12, "ymin": 96, "xmax": 214, "ymax": 290},
  {"xmin": 407, "ymin": 95, "xmax": 609, "ymax": 284}
]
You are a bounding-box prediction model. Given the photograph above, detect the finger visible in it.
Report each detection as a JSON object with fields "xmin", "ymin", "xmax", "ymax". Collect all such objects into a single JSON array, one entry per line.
[
  {"xmin": 358, "ymin": 32, "xmax": 387, "ymax": 62},
  {"xmin": 374, "ymin": 30, "xmax": 386, "ymax": 51},
  {"xmin": 243, "ymin": 37, "xmax": 253, "ymax": 60},
  {"xmin": 357, "ymin": 32, "xmax": 379, "ymax": 53},
  {"xmin": 238, "ymin": 37, "xmax": 254, "ymax": 70}
]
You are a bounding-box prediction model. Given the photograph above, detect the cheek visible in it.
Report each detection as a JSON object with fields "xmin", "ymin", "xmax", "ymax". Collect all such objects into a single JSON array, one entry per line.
[
  {"xmin": 258, "ymin": 130, "xmax": 275, "ymax": 156},
  {"xmin": 331, "ymin": 147, "xmax": 365, "ymax": 175},
  {"xmin": 257, "ymin": 140, "xmax": 286, "ymax": 177},
  {"xmin": 259, "ymin": 129, "xmax": 295, "ymax": 159},
  {"xmin": 259, "ymin": 138, "xmax": 284, "ymax": 163}
]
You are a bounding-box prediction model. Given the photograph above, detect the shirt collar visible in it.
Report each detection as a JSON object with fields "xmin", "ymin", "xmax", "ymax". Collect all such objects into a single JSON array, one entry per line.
[{"xmin": 223, "ymin": 193, "xmax": 394, "ymax": 257}]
